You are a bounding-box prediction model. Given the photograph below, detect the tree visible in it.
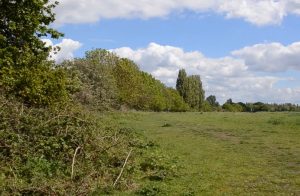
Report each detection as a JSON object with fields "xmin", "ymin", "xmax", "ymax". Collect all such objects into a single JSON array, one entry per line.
[
  {"xmin": 0, "ymin": 0, "xmax": 68, "ymax": 106},
  {"xmin": 176, "ymin": 69, "xmax": 205, "ymax": 110},
  {"xmin": 164, "ymin": 87, "xmax": 189, "ymax": 112},
  {"xmin": 185, "ymin": 75, "xmax": 198, "ymax": 109},
  {"xmin": 226, "ymin": 98, "xmax": 233, "ymax": 105},
  {"xmin": 0, "ymin": 0, "xmax": 63, "ymax": 68},
  {"xmin": 176, "ymin": 69, "xmax": 187, "ymax": 99},
  {"xmin": 206, "ymin": 95, "xmax": 219, "ymax": 107},
  {"xmin": 66, "ymin": 49, "xmax": 118, "ymax": 110}
]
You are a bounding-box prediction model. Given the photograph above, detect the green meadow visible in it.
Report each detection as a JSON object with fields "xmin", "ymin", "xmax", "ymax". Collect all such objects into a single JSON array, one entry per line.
[{"xmin": 114, "ymin": 112, "xmax": 300, "ymax": 195}]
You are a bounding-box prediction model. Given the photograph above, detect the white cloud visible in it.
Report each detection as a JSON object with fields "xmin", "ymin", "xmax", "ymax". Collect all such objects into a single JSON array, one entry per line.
[
  {"xmin": 54, "ymin": 0, "xmax": 300, "ymax": 26},
  {"xmin": 219, "ymin": 1, "xmax": 286, "ymax": 25},
  {"xmin": 43, "ymin": 39, "xmax": 82, "ymax": 63},
  {"xmin": 112, "ymin": 42, "xmax": 248, "ymax": 79},
  {"xmin": 111, "ymin": 42, "xmax": 300, "ymax": 104},
  {"xmin": 232, "ymin": 42, "xmax": 300, "ymax": 72}
]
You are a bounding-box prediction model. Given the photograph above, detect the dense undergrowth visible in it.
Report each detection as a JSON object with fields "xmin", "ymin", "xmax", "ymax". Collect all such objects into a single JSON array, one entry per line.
[{"xmin": 0, "ymin": 92, "xmax": 178, "ymax": 194}]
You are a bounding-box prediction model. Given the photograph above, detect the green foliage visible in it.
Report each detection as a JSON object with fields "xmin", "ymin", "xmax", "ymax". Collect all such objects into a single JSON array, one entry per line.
[
  {"xmin": 202, "ymin": 100, "xmax": 213, "ymax": 112},
  {"xmin": 0, "ymin": 0, "xmax": 63, "ymax": 68},
  {"xmin": 0, "ymin": 63, "xmax": 71, "ymax": 106},
  {"xmin": 184, "ymin": 75, "xmax": 205, "ymax": 110},
  {"xmin": 63, "ymin": 49, "xmax": 118, "ymax": 111},
  {"xmin": 268, "ymin": 118, "xmax": 285, "ymax": 125},
  {"xmin": 0, "ymin": 95, "xmax": 149, "ymax": 194},
  {"xmin": 137, "ymin": 183, "xmax": 166, "ymax": 196},
  {"xmin": 222, "ymin": 102, "xmax": 244, "ymax": 112},
  {"xmin": 222, "ymin": 101, "xmax": 300, "ymax": 113},
  {"xmin": 176, "ymin": 69, "xmax": 205, "ymax": 111},
  {"xmin": 0, "ymin": 0, "xmax": 68, "ymax": 107},
  {"xmin": 112, "ymin": 58, "xmax": 173, "ymax": 111},
  {"xmin": 222, "ymin": 99, "xmax": 246, "ymax": 112},
  {"xmin": 66, "ymin": 49, "xmax": 188, "ymax": 112},
  {"xmin": 206, "ymin": 95, "xmax": 220, "ymax": 109},
  {"xmin": 176, "ymin": 69, "xmax": 187, "ymax": 99},
  {"xmin": 112, "ymin": 58, "xmax": 143, "ymax": 109},
  {"xmin": 139, "ymin": 150, "xmax": 179, "ymax": 181},
  {"xmin": 164, "ymin": 88, "xmax": 189, "ymax": 112}
]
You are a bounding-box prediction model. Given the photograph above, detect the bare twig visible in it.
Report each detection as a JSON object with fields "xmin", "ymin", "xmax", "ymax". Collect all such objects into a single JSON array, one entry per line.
[
  {"xmin": 114, "ymin": 131, "xmax": 118, "ymax": 142},
  {"xmin": 71, "ymin": 146, "xmax": 81, "ymax": 180},
  {"xmin": 113, "ymin": 149, "xmax": 133, "ymax": 187}
]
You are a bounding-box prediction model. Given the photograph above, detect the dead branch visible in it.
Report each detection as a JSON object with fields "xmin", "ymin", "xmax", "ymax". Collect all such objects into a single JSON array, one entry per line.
[
  {"xmin": 113, "ymin": 148, "xmax": 133, "ymax": 187},
  {"xmin": 71, "ymin": 146, "xmax": 81, "ymax": 180}
]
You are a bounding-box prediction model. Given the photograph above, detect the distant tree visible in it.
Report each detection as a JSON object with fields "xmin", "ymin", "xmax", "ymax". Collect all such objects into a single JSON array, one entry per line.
[
  {"xmin": 164, "ymin": 87, "xmax": 189, "ymax": 112},
  {"xmin": 176, "ymin": 69, "xmax": 205, "ymax": 110},
  {"xmin": 206, "ymin": 95, "xmax": 219, "ymax": 107},
  {"xmin": 226, "ymin": 98, "xmax": 233, "ymax": 105},
  {"xmin": 222, "ymin": 99, "xmax": 244, "ymax": 112},
  {"xmin": 66, "ymin": 49, "xmax": 118, "ymax": 110},
  {"xmin": 185, "ymin": 75, "xmax": 205, "ymax": 110},
  {"xmin": 113, "ymin": 58, "xmax": 143, "ymax": 109},
  {"xmin": 202, "ymin": 100, "xmax": 213, "ymax": 112},
  {"xmin": 253, "ymin": 102, "xmax": 269, "ymax": 112},
  {"xmin": 237, "ymin": 102, "xmax": 247, "ymax": 112},
  {"xmin": 176, "ymin": 69, "xmax": 187, "ymax": 99}
]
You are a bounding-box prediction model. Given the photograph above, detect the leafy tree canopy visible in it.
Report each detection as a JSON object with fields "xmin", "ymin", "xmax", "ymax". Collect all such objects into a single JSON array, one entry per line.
[
  {"xmin": 176, "ymin": 69, "xmax": 205, "ymax": 110},
  {"xmin": 206, "ymin": 95, "xmax": 219, "ymax": 107},
  {"xmin": 0, "ymin": 0, "xmax": 63, "ymax": 67}
]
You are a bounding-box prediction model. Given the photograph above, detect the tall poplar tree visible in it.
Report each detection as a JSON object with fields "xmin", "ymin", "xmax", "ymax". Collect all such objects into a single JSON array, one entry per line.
[
  {"xmin": 176, "ymin": 69, "xmax": 187, "ymax": 99},
  {"xmin": 176, "ymin": 69, "xmax": 205, "ymax": 110}
]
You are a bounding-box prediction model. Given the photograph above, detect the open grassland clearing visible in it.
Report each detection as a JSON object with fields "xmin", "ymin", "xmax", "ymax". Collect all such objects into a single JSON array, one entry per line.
[{"xmin": 113, "ymin": 112, "xmax": 300, "ymax": 195}]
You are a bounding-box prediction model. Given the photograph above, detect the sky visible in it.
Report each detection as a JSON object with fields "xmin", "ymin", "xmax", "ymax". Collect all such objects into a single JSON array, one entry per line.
[{"xmin": 45, "ymin": 0, "xmax": 300, "ymax": 104}]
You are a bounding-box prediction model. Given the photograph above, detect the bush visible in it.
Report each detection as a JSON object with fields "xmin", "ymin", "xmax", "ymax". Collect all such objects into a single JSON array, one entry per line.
[
  {"xmin": 0, "ymin": 94, "xmax": 141, "ymax": 194},
  {"xmin": 0, "ymin": 62, "xmax": 71, "ymax": 107},
  {"xmin": 63, "ymin": 50, "xmax": 119, "ymax": 111}
]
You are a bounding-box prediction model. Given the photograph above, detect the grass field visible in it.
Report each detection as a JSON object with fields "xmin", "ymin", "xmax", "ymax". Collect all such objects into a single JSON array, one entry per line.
[{"xmin": 114, "ymin": 112, "xmax": 300, "ymax": 195}]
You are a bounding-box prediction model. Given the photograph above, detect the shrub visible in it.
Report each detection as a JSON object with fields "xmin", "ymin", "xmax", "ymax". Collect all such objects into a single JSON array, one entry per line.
[
  {"xmin": 0, "ymin": 62, "xmax": 71, "ymax": 107},
  {"xmin": 0, "ymin": 95, "xmax": 140, "ymax": 194}
]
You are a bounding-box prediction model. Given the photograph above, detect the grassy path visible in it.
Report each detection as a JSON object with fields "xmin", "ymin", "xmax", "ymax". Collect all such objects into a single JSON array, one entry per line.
[{"xmin": 116, "ymin": 112, "xmax": 300, "ymax": 195}]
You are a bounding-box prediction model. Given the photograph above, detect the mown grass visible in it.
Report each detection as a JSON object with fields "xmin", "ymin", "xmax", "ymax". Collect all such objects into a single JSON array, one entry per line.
[{"xmin": 113, "ymin": 112, "xmax": 300, "ymax": 195}]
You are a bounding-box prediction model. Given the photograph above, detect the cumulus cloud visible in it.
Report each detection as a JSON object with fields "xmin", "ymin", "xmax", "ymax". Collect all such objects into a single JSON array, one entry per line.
[
  {"xmin": 232, "ymin": 42, "xmax": 300, "ymax": 72},
  {"xmin": 112, "ymin": 43, "xmax": 248, "ymax": 80},
  {"xmin": 111, "ymin": 42, "xmax": 300, "ymax": 104},
  {"xmin": 54, "ymin": 0, "xmax": 300, "ymax": 26},
  {"xmin": 42, "ymin": 39, "xmax": 82, "ymax": 63}
]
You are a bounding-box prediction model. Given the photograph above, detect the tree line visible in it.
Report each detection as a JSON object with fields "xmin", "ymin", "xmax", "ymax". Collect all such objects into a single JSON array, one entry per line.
[{"xmin": 221, "ymin": 99, "xmax": 300, "ymax": 112}]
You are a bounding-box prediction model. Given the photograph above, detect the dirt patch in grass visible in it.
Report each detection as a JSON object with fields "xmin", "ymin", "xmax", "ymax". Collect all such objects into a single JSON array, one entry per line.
[{"xmin": 211, "ymin": 131, "xmax": 240, "ymax": 144}]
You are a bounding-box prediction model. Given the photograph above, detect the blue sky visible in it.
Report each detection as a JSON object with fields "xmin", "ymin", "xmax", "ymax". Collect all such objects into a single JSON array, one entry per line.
[
  {"xmin": 58, "ymin": 14, "xmax": 300, "ymax": 58},
  {"xmin": 46, "ymin": 0, "xmax": 300, "ymax": 104}
]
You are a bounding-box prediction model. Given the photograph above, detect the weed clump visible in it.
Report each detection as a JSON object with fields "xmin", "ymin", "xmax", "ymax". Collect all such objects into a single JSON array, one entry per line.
[
  {"xmin": 268, "ymin": 118, "xmax": 285, "ymax": 125},
  {"xmin": 162, "ymin": 123, "xmax": 172, "ymax": 127}
]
